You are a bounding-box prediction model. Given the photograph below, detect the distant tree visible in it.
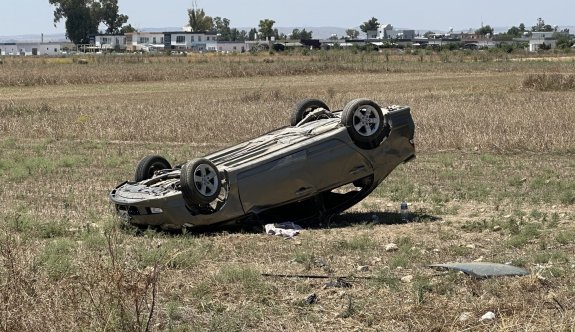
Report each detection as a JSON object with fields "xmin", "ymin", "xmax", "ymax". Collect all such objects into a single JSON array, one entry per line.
[
  {"xmin": 119, "ymin": 24, "xmax": 136, "ymax": 34},
  {"xmin": 213, "ymin": 16, "xmax": 231, "ymax": 40},
  {"xmin": 360, "ymin": 17, "xmax": 379, "ymax": 37},
  {"xmin": 248, "ymin": 28, "xmax": 258, "ymax": 41},
  {"xmin": 258, "ymin": 19, "xmax": 275, "ymax": 40},
  {"xmin": 475, "ymin": 25, "xmax": 494, "ymax": 36},
  {"xmin": 49, "ymin": 0, "xmax": 100, "ymax": 44},
  {"xmin": 228, "ymin": 28, "xmax": 247, "ymax": 42},
  {"xmin": 519, "ymin": 23, "xmax": 526, "ymax": 32},
  {"xmin": 492, "ymin": 33, "xmax": 513, "ymax": 42},
  {"xmin": 423, "ymin": 31, "xmax": 435, "ymax": 38},
  {"xmin": 290, "ymin": 28, "xmax": 301, "ymax": 40},
  {"xmin": 328, "ymin": 34, "xmax": 339, "ymax": 40},
  {"xmin": 276, "ymin": 31, "xmax": 287, "ymax": 40},
  {"xmin": 532, "ymin": 18, "xmax": 554, "ymax": 32},
  {"xmin": 555, "ymin": 33, "xmax": 574, "ymax": 49},
  {"xmin": 98, "ymin": 0, "xmax": 128, "ymax": 34},
  {"xmin": 187, "ymin": 3, "xmax": 213, "ymax": 32},
  {"xmin": 289, "ymin": 28, "xmax": 313, "ymax": 40},
  {"xmin": 300, "ymin": 28, "xmax": 313, "ymax": 39},
  {"xmin": 507, "ymin": 26, "xmax": 521, "ymax": 38},
  {"xmin": 345, "ymin": 29, "xmax": 359, "ymax": 39}
]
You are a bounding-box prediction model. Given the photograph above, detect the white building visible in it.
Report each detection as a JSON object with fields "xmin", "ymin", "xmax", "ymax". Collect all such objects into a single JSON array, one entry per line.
[
  {"xmin": 529, "ymin": 39, "xmax": 557, "ymax": 52},
  {"xmin": 92, "ymin": 34, "xmax": 128, "ymax": 51},
  {"xmin": 0, "ymin": 42, "xmax": 64, "ymax": 55},
  {"xmin": 377, "ymin": 24, "xmax": 415, "ymax": 40},
  {"xmin": 216, "ymin": 41, "xmax": 247, "ymax": 53},
  {"xmin": 528, "ymin": 31, "xmax": 567, "ymax": 52},
  {"xmin": 163, "ymin": 31, "xmax": 218, "ymax": 51},
  {"xmin": 125, "ymin": 32, "xmax": 165, "ymax": 51}
]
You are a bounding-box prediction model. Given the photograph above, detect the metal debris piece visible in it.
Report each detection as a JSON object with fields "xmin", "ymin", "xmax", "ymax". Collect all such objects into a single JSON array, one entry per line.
[
  {"xmin": 429, "ymin": 262, "xmax": 529, "ymax": 278},
  {"xmin": 305, "ymin": 293, "xmax": 317, "ymax": 304},
  {"xmin": 324, "ymin": 278, "xmax": 352, "ymax": 288}
]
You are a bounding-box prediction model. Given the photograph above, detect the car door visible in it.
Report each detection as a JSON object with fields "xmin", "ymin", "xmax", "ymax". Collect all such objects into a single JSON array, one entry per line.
[
  {"xmin": 305, "ymin": 139, "xmax": 373, "ymax": 191},
  {"xmin": 237, "ymin": 150, "xmax": 315, "ymax": 212}
]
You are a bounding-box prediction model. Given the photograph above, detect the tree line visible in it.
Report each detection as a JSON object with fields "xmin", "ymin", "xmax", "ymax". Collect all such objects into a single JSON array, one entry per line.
[
  {"xmin": 49, "ymin": 0, "xmax": 135, "ymax": 44},
  {"xmin": 49, "ymin": 1, "xmax": 321, "ymax": 45},
  {"xmin": 49, "ymin": 1, "xmax": 367, "ymax": 45},
  {"xmin": 49, "ymin": 1, "xmax": 571, "ymax": 48}
]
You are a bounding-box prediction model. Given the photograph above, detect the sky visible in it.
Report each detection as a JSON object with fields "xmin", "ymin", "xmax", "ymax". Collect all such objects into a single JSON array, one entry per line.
[{"xmin": 1, "ymin": 0, "xmax": 574, "ymax": 37}]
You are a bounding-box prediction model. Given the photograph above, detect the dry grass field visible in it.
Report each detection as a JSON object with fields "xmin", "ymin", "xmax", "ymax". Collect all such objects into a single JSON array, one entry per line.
[{"xmin": 0, "ymin": 52, "xmax": 574, "ymax": 331}]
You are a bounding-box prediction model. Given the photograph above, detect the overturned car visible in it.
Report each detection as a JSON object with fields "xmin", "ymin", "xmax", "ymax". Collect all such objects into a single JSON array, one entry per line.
[{"xmin": 109, "ymin": 98, "xmax": 415, "ymax": 230}]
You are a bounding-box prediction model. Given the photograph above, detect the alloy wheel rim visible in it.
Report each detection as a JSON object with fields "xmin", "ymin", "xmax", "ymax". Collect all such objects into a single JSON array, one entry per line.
[
  {"xmin": 352, "ymin": 105, "xmax": 380, "ymax": 136},
  {"xmin": 193, "ymin": 164, "xmax": 218, "ymax": 196}
]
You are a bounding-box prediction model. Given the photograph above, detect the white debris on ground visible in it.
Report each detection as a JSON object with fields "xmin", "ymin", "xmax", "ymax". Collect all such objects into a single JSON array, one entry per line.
[
  {"xmin": 264, "ymin": 222, "xmax": 302, "ymax": 238},
  {"xmin": 385, "ymin": 243, "xmax": 399, "ymax": 252},
  {"xmin": 480, "ymin": 311, "xmax": 496, "ymax": 321},
  {"xmin": 400, "ymin": 275, "xmax": 413, "ymax": 283}
]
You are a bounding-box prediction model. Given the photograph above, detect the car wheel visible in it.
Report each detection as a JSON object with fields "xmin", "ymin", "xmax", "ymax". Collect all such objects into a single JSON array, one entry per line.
[
  {"xmin": 180, "ymin": 158, "xmax": 222, "ymax": 205},
  {"xmin": 134, "ymin": 155, "xmax": 171, "ymax": 182},
  {"xmin": 341, "ymin": 99, "xmax": 390, "ymax": 149},
  {"xmin": 290, "ymin": 99, "xmax": 330, "ymax": 126}
]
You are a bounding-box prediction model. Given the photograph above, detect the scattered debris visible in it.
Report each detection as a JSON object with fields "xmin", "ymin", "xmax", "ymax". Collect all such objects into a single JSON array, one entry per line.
[
  {"xmin": 336, "ymin": 295, "xmax": 353, "ymax": 318},
  {"xmin": 264, "ymin": 222, "xmax": 302, "ymax": 238},
  {"xmin": 305, "ymin": 293, "xmax": 317, "ymax": 304},
  {"xmin": 429, "ymin": 262, "xmax": 529, "ymax": 278},
  {"xmin": 492, "ymin": 225, "xmax": 502, "ymax": 231},
  {"xmin": 480, "ymin": 311, "xmax": 496, "ymax": 321},
  {"xmin": 400, "ymin": 275, "xmax": 413, "ymax": 283},
  {"xmin": 262, "ymin": 273, "xmax": 331, "ymax": 279},
  {"xmin": 324, "ymin": 278, "xmax": 352, "ymax": 289},
  {"xmin": 357, "ymin": 265, "xmax": 369, "ymax": 272},
  {"xmin": 313, "ymin": 257, "xmax": 329, "ymax": 268},
  {"xmin": 262, "ymin": 272, "xmax": 369, "ymax": 279},
  {"xmin": 385, "ymin": 243, "xmax": 399, "ymax": 252},
  {"xmin": 536, "ymin": 273, "xmax": 547, "ymax": 282}
]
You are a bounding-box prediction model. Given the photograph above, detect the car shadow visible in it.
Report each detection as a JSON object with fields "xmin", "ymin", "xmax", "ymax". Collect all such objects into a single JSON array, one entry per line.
[
  {"xmin": 133, "ymin": 210, "xmax": 441, "ymax": 236},
  {"xmin": 306, "ymin": 211, "xmax": 442, "ymax": 230}
]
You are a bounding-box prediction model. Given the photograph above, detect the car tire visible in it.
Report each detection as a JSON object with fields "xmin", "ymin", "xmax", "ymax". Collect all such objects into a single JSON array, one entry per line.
[
  {"xmin": 180, "ymin": 158, "xmax": 222, "ymax": 205},
  {"xmin": 341, "ymin": 99, "xmax": 390, "ymax": 149},
  {"xmin": 290, "ymin": 99, "xmax": 330, "ymax": 126},
  {"xmin": 134, "ymin": 155, "xmax": 171, "ymax": 182}
]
